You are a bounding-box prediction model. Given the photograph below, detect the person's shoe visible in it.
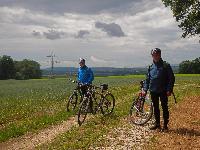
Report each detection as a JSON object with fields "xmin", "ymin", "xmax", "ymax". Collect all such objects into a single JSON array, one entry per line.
[
  {"xmin": 162, "ymin": 120, "xmax": 169, "ymax": 132},
  {"xmin": 149, "ymin": 124, "xmax": 161, "ymax": 130},
  {"xmin": 161, "ymin": 126, "xmax": 168, "ymax": 132}
]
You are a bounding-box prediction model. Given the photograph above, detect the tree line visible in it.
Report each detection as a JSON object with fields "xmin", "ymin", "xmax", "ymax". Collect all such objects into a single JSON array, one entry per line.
[
  {"xmin": 179, "ymin": 57, "xmax": 200, "ymax": 74},
  {"xmin": 0, "ymin": 55, "xmax": 41, "ymax": 80},
  {"xmin": 0, "ymin": 55, "xmax": 199, "ymax": 80}
]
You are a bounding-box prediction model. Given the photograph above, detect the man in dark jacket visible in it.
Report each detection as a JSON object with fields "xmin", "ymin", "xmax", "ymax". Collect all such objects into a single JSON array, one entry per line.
[{"xmin": 143, "ymin": 48, "xmax": 175, "ymax": 131}]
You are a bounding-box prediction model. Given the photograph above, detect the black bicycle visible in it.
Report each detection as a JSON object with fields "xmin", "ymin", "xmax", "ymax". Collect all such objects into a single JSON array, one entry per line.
[
  {"xmin": 77, "ymin": 84, "xmax": 115, "ymax": 126},
  {"xmin": 96, "ymin": 84, "xmax": 115, "ymax": 115},
  {"xmin": 129, "ymin": 80, "xmax": 153, "ymax": 125},
  {"xmin": 66, "ymin": 80, "xmax": 87, "ymax": 112}
]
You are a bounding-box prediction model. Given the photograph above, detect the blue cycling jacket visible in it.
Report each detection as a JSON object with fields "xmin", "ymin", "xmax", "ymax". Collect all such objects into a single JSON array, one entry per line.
[
  {"xmin": 143, "ymin": 59, "xmax": 175, "ymax": 93},
  {"xmin": 77, "ymin": 65, "xmax": 94, "ymax": 84}
]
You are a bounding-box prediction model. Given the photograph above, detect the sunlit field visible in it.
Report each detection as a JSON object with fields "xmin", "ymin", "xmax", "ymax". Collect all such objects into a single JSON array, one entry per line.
[{"xmin": 0, "ymin": 74, "xmax": 200, "ymax": 144}]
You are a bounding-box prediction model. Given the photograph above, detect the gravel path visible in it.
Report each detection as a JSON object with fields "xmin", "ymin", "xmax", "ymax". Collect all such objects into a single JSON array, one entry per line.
[
  {"xmin": 90, "ymin": 118, "xmax": 154, "ymax": 150},
  {"xmin": 0, "ymin": 116, "xmax": 155, "ymax": 150}
]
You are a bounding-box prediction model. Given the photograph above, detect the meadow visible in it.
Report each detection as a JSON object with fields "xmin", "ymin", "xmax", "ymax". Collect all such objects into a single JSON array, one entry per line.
[
  {"xmin": 0, "ymin": 74, "xmax": 200, "ymax": 148},
  {"xmin": 0, "ymin": 75, "xmax": 143, "ymax": 142}
]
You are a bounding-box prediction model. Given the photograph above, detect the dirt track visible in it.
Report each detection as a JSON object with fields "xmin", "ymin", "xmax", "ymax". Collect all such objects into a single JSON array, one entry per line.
[
  {"xmin": 0, "ymin": 117, "xmax": 77, "ymax": 150},
  {"xmin": 149, "ymin": 96, "xmax": 200, "ymax": 150},
  {"xmin": 90, "ymin": 96, "xmax": 200, "ymax": 149}
]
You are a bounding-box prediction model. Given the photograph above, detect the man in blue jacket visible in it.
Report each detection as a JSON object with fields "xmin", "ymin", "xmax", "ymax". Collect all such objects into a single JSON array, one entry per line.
[
  {"xmin": 143, "ymin": 48, "xmax": 175, "ymax": 131},
  {"xmin": 78, "ymin": 58, "xmax": 94, "ymax": 112},
  {"xmin": 78, "ymin": 58, "xmax": 94, "ymax": 84}
]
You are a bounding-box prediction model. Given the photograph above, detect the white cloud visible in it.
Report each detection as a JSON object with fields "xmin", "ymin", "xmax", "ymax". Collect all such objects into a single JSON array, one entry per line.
[
  {"xmin": 90, "ymin": 56, "xmax": 116, "ymax": 67},
  {"xmin": 91, "ymin": 56, "xmax": 109, "ymax": 63}
]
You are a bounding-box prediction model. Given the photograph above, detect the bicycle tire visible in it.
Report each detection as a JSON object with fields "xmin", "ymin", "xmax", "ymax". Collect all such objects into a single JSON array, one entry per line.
[
  {"xmin": 92, "ymin": 91, "xmax": 102, "ymax": 114},
  {"xmin": 129, "ymin": 96, "xmax": 153, "ymax": 125},
  {"xmin": 66, "ymin": 93, "xmax": 78, "ymax": 112},
  {"xmin": 77, "ymin": 97, "xmax": 90, "ymax": 126},
  {"xmin": 101, "ymin": 93, "xmax": 115, "ymax": 115}
]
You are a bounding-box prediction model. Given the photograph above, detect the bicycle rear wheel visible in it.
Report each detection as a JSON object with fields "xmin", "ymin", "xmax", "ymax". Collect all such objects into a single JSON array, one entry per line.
[
  {"xmin": 101, "ymin": 93, "xmax": 115, "ymax": 115},
  {"xmin": 66, "ymin": 93, "xmax": 78, "ymax": 112},
  {"xmin": 129, "ymin": 96, "xmax": 153, "ymax": 125},
  {"xmin": 77, "ymin": 97, "xmax": 90, "ymax": 126}
]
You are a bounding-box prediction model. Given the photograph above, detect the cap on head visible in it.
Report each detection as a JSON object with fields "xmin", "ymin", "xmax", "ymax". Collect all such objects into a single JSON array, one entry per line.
[
  {"xmin": 151, "ymin": 48, "xmax": 161, "ymax": 55},
  {"xmin": 79, "ymin": 58, "xmax": 85, "ymax": 64}
]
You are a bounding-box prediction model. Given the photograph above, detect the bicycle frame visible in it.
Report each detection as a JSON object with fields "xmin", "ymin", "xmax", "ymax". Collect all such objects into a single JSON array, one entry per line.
[
  {"xmin": 67, "ymin": 79, "xmax": 90, "ymax": 112},
  {"xmin": 71, "ymin": 80, "xmax": 89, "ymax": 100},
  {"xmin": 72, "ymin": 84, "xmax": 83, "ymax": 100},
  {"xmin": 77, "ymin": 83, "xmax": 115, "ymax": 125}
]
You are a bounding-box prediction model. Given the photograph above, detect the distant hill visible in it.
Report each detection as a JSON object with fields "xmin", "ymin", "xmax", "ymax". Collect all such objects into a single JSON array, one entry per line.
[{"xmin": 42, "ymin": 65, "xmax": 179, "ymax": 76}]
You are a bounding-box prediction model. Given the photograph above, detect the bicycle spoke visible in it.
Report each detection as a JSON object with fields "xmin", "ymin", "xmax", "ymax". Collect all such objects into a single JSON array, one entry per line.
[{"xmin": 78, "ymin": 97, "xmax": 89, "ymax": 126}]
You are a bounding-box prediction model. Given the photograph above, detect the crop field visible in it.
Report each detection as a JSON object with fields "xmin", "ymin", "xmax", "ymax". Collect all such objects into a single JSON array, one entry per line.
[
  {"xmin": 0, "ymin": 74, "xmax": 200, "ymax": 149},
  {"xmin": 0, "ymin": 75, "xmax": 143, "ymax": 142}
]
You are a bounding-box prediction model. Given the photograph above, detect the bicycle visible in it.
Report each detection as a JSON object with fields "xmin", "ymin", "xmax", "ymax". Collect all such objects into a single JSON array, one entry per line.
[
  {"xmin": 77, "ymin": 84, "xmax": 115, "ymax": 126},
  {"xmin": 66, "ymin": 80, "xmax": 87, "ymax": 112},
  {"xmin": 129, "ymin": 80, "xmax": 177, "ymax": 125},
  {"xmin": 129, "ymin": 80, "xmax": 153, "ymax": 125}
]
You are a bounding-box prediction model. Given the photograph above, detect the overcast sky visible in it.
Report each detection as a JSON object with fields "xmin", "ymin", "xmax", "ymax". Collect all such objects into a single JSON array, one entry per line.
[{"xmin": 0, "ymin": 0, "xmax": 199, "ymax": 68}]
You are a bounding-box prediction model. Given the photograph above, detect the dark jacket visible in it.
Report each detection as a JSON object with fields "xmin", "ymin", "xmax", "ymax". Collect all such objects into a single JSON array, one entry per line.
[
  {"xmin": 77, "ymin": 65, "xmax": 94, "ymax": 84},
  {"xmin": 143, "ymin": 59, "xmax": 175, "ymax": 93}
]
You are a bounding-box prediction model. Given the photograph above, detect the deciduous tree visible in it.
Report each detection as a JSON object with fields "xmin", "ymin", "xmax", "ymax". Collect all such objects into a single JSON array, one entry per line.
[
  {"xmin": 162, "ymin": 0, "xmax": 200, "ymax": 38},
  {"xmin": 0, "ymin": 55, "xmax": 15, "ymax": 79}
]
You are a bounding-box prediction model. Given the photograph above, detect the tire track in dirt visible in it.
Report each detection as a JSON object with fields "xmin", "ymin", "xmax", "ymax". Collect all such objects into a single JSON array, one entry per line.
[{"xmin": 0, "ymin": 117, "xmax": 78, "ymax": 150}]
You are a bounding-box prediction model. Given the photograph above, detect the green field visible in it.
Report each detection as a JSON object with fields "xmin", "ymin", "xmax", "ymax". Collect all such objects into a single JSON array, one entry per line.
[{"xmin": 0, "ymin": 74, "xmax": 200, "ymax": 146}]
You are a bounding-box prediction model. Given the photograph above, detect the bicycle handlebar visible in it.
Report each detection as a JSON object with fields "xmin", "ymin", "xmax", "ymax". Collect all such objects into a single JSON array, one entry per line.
[
  {"xmin": 69, "ymin": 79, "xmax": 92, "ymax": 88},
  {"xmin": 69, "ymin": 78, "xmax": 108, "ymax": 91}
]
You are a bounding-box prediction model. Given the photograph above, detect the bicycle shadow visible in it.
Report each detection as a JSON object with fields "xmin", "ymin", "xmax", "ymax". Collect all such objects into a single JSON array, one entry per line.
[{"xmin": 169, "ymin": 127, "xmax": 200, "ymax": 137}]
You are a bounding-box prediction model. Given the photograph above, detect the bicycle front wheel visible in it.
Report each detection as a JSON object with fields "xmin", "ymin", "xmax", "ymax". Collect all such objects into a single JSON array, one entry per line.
[
  {"xmin": 77, "ymin": 97, "xmax": 90, "ymax": 126},
  {"xmin": 129, "ymin": 96, "xmax": 153, "ymax": 125},
  {"xmin": 66, "ymin": 93, "xmax": 78, "ymax": 112},
  {"xmin": 92, "ymin": 91, "xmax": 102, "ymax": 114},
  {"xmin": 101, "ymin": 93, "xmax": 115, "ymax": 115}
]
